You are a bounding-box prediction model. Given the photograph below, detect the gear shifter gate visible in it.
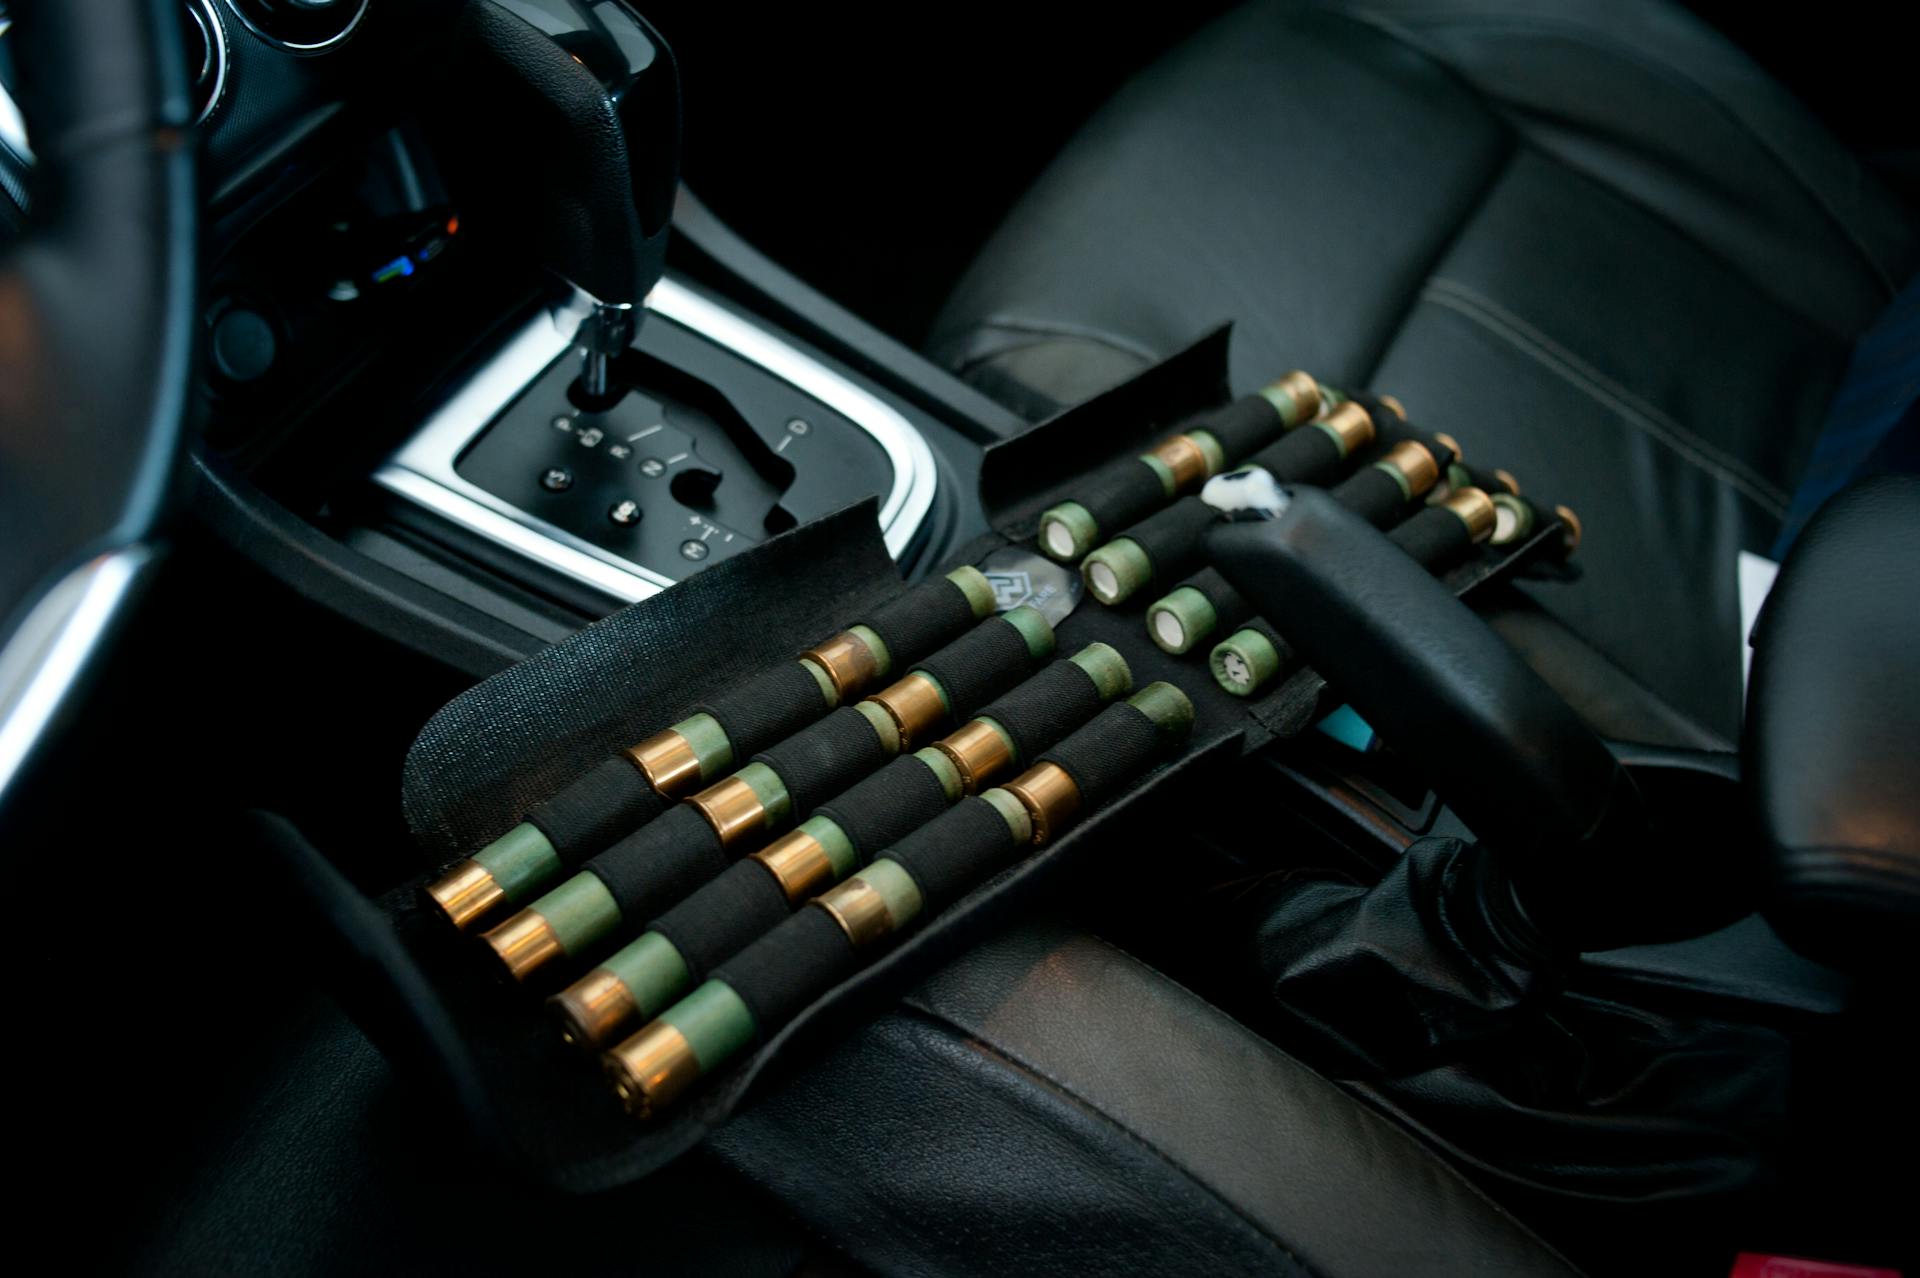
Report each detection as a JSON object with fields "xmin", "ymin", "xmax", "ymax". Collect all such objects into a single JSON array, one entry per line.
[{"xmin": 454, "ymin": 306, "xmax": 894, "ymax": 583}]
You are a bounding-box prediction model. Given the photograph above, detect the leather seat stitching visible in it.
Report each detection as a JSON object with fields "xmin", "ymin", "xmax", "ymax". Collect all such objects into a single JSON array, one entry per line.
[
  {"xmin": 1330, "ymin": 4, "xmax": 1903, "ymax": 302},
  {"xmin": 1424, "ymin": 277, "xmax": 1792, "ymax": 515}
]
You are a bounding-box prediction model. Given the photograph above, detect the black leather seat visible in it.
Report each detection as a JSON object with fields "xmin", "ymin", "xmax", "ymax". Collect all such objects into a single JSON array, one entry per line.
[
  {"xmin": 712, "ymin": 918, "xmax": 1578, "ymax": 1277},
  {"xmin": 931, "ymin": 0, "xmax": 1917, "ymax": 742}
]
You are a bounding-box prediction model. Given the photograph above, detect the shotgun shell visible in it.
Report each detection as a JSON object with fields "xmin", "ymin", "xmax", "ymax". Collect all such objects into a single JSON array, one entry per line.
[
  {"xmin": 1489, "ymin": 492, "xmax": 1536, "ymax": 545},
  {"xmin": 863, "ymin": 670, "xmax": 950, "ymax": 748},
  {"xmin": 934, "ymin": 717, "xmax": 1018, "ymax": 794},
  {"xmin": 1312, "ymin": 401, "xmax": 1376, "ymax": 458},
  {"xmin": 754, "ymin": 800, "xmax": 865, "ymax": 903},
  {"xmin": 1442, "ymin": 487, "xmax": 1498, "ymax": 543},
  {"xmin": 814, "ymin": 857, "xmax": 925, "ymax": 949},
  {"xmin": 422, "ymin": 822, "xmax": 563, "ymax": 932},
  {"xmin": 931, "ymin": 643, "xmax": 1131, "ymax": 791},
  {"xmin": 685, "ymin": 760, "xmax": 795, "ymax": 850},
  {"xmin": 480, "ymin": 870, "xmax": 622, "ymax": 985},
  {"xmin": 1081, "ymin": 537, "xmax": 1154, "ymax": 607},
  {"xmin": 1147, "ymin": 585, "xmax": 1217, "ymax": 655},
  {"xmin": 551, "ymin": 930, "xmax": 692, "ymax": 1054},
  {"xmin": 800, "ymin": 624, "xmax": 888, "ymax": 701},
  {"xmin": 622, "ymin": 710, "xmax": 738, "ymax": 795},
  {"xmin": 1038, "ymin": 501, "xmax": 1101, "ymax": 562},
  {"xmin": 999, "ymin": 761, "xmax": 1081, "ymax": 846},
  {"xmin": 1377, "ymin": 440, "xmax": 1442, "ymax": 500},
  {"xmin": 1259, "ymin": 370, "xmax": 1324, "ymax": 427},
  {"xmin": 1210, "ymin": 627, "xmax": 1286, "ymax": 698},
  {"xmin": 1555, "ymin": 505, "xmax": 1583, "ymax": 556},
  {"xmin": 603, "ymin": 979, "xmax": 757, "ymax": 1121},
  {"xmin": 1143, "ymin": 430, "xmax": 1228, "ymax": 494}
]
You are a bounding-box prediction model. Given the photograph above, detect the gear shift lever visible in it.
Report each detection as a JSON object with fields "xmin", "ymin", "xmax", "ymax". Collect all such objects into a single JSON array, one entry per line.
[{"xmin": 441, "ymin": 0, "xmax": 681, "ymax": 406}]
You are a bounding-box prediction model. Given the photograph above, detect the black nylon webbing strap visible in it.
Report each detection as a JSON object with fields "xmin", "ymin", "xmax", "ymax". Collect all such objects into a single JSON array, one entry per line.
[
  {"xmin": 525, "ymin": 757, "xmax": 665, "ymax": 868},
  {"xmin": 1124, "ymin": 496, "xmax": 1216, "ymax": 583},
  {"xmin": 753, "ymin": 706, "xmax": 890, "ymax": 816},
  {"xmin": 910, "ymin": 618, "xmax": 1037, "ymax": 721},
  {"xmin": 861, "ymin": 575, "xmax": 977, "ymax": 669},
  {"xmin": 974, "ymin": 658, "xmax": 1103, "ymax": 764},
  {"xmin": 650, "ymin": 857, "xmax": 791, "ymax": 982},
  {"xmin": 881, "ymin": 796, "xmax": 1020, "ymax": 913},
  {"xmin": 585, "ymin": 803, "xmax": 729, "ymax": 920},
  {"xmin": 1076, "ymin": 456, "xmax": 1172, "ymax": 532},
  {"xmin": 815, "ymin": 756, "xmax": 954, "ymax": 864},
  {"xmin": 696, "ymin": 662, "xmax": 828, "ymax": 759},
  {"xmin": 1180, "ymin": 567, "xmax": 1255, "ymax": 639},
  {"xmin": 1248, "ymin": 422, "xmax": 1345, "ymax": 484},
  {"xmin": 1390, "ymin": 505, "xmax": 1475, "ymax": 571},
  {"xmin": 1332, "ymin": 465, "xmax": 1410, "ymax": 529},
  {"xmin": 715, "ymin": 905, "xmax": 860, "ymax": 1046},
  {"xmin": 1193, "ymin": 394, "xmax": 1282, "ymax": 458},
  {"xmin": 1037, "ymin": 701, "xmax": 1163, "ymax": 810}
]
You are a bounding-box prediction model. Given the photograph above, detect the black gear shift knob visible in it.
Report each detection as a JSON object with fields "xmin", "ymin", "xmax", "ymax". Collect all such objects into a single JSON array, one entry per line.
[{"xmin": 441, "ymin": 0, "xmax": 680, "ymax": 400}]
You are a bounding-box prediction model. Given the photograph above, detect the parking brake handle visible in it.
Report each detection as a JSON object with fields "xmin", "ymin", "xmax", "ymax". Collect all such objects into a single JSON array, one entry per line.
[
  {"xmin": 447, "ymin": 0, "xmax": 681, "ymax": 403},
  {"xmin": 1206, "ymin": 486, "xmax": 1660, "ymax": 952}
]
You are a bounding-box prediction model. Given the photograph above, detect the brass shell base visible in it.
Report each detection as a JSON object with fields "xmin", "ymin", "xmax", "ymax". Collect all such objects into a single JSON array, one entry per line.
[
  {"xmin": 481, "ymin": 910, "xmax": 566, "ymax": 985},
  {"xmin": 423, "ymin": 860, "xmax": 507, "ymax": 932},
  {"xmin": 551, "ymin": 968, "xmax": 641, "ymax": 1055}
]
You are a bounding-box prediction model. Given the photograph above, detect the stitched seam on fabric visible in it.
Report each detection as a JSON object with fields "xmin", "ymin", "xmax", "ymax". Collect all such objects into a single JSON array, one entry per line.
[
  {"xmin": 951, "ymin": 316, "xmax": 1165, "ymax": 377},
  {"xmin": 1331, "ymin": 5, "xmax": 1902, "ymax": 299},
  {"xmin": 1424, "ymin": 278, "xmax": 1792, "ymax": 515},
  {"xmin": 893, "ymin": 1004, "xmax": 1322, "ymax": 1276}
]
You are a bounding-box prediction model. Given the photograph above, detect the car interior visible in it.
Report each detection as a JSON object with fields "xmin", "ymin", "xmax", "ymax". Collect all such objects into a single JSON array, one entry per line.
[{"xmin": 3, "ymin": 2, "xmax": 1916, "ymax": 1274}]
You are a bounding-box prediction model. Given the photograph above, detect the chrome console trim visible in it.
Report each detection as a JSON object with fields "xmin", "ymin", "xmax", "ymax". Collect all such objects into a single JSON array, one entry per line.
[
  {"xmin": 0, "ymin": 548, "xmax": 151, "ymax": 808},
  {"xmin": 373, "ymin": 277, "xmax": 938, "ymax": 605}
]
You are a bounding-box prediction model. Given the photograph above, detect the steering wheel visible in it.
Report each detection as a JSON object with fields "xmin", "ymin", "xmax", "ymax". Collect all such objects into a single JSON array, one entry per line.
[{"xmin": 0, "ymin": 0, "xmax": 196, "ymax": 805}]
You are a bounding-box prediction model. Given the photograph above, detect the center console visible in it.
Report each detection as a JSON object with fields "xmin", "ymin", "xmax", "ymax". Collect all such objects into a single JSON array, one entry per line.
[{"xmin": 375, "ymin": 278, "xmax": 938, "ymax": 604}]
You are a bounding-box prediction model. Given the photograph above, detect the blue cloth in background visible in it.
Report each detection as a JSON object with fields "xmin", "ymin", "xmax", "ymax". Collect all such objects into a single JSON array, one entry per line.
[{"xmin": 1774, "ymin": 273, "xmax": 1920, "ymax": 557}]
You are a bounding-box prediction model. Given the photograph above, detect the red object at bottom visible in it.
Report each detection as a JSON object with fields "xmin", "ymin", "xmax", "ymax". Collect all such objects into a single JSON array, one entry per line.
[{"xmin": 1731, "ymin": 1254, "xmax": 1901, "ymax": 1278}]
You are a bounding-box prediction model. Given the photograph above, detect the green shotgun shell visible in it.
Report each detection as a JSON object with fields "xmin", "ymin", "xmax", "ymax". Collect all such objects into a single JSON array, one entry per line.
[
  {"xmin": 738, "ymin": 761, "xmax": 795, "ymax": 830},
  {"xmin": 1082, "ymin": 538, "xmax": 1153, "ymax": 606},
  {"xmin": 1068, "ymin": 641, "xmax": 1134, "ymax": 700},
  {"xmin": 946, "ymin": 564, "xmax": 998, "ymax": 618},
  {"xmin": 914, "ymin": 745, "xmax": 967, "ymax": 801},
  {"xmin": 1258, "ymin": 371, "xmax": 1324, "ymax": 427},
  {"xmin": 603, "ymin": 978, "xmax": 759, "ymax": 1119},
  {"xmin": 1210, "ymin": 627, "xmax": 1285, "ymax": 698},
  {"xmin": 1186, "ymin": 429, "xmax": 1229, "ymax": 476},
  {"xmin": 533, "ymin": 873, "xmax": 622, "ymax": 955},
  {"xmin": 481, "ymin": 867, "xmax": 621, "ymax": 985},
  {"xmin": 472, "ymin": 822, "xmax": 564, "ymax": 903},
  {"xmin": 423, "ymin": 821, "xmax": 565, "ymax": 931},
  {"xmin": 1038, "ymin": 501, "xmax": 1101, "ymax": 562},
  {"xmin": 1146, "ymin": 586, "xmax": 1218, "ymax": 655},
  {"xmin": 979, "ymin": 786, "xmax": 1035, "ymax": 844},
  {"xmin": 1001, "ymin": 603, "xmax": 1058, "ymax": 660},
  {"xmin": 603, "ymin": 930, "xmax": 692, "ymax": 1022},
  {"xmin": 673, "ymin": 712, "xmax": 735, "ymax": 779},
  {"xmin": 1127, "ymin": 680, "xmax": 1198, "ymax": 739},
  {"xmin": 663, "ymin": 978, "xmax": 758, "ymax": 1070},
  {"xmin": 1490, "ymin": 492, "xmax": 1536, "ymax": 545},
  {"xmin": 852, "ymin": 700, "xmax": 903, "ymax": 756}
]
